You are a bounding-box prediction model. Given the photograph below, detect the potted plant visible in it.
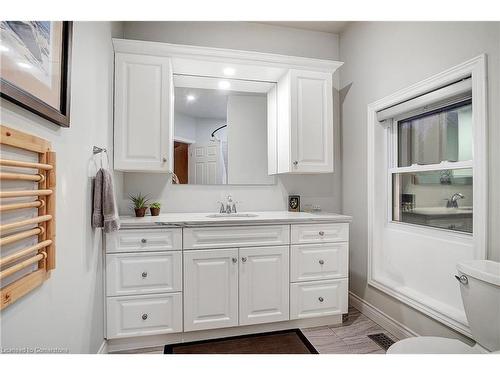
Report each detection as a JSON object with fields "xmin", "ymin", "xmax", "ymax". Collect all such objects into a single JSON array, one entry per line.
[
  {"xmin": 150, "ymin": 202, "xmax": 161, "ymax": 216},
  {"xmin": 129, "ymin": 193, "xmax": 149, "ymax": 217}
]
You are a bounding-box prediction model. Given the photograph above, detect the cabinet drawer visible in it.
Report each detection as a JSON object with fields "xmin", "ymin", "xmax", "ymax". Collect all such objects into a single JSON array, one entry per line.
[
  {"xmin": 291, "ymin": 223, "xmax": 348, "ymax": 244},
  {"xmin": 106, "ymin": 293, "xmax": 182, "ymax": 339},
  {"xmin": 106, "ymin": 251, "xmax": 182, "ymax": 297},
  {"xmin": 290, "ymin": 279, "xmax": 348, "ymax": 320},
  {"xmin": 291, "ymin": 243, "xmax": 348, "ymax": 282},
  {"xmin": 183, "ymin": 225, "xmax": 289, "ymax": 250},
  {"xmin": 106, "ymin": 228, "xmax": 182, "ymax": 253}
]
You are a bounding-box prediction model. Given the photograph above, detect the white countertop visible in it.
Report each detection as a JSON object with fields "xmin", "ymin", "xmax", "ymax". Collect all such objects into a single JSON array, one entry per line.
[
  {"xmin": 405, "ymin": 207, "xmax": 473, "ymax": 216},
  {"xmin": 119, "ymin": 211, "xmax": 352, "ymax": 228}
]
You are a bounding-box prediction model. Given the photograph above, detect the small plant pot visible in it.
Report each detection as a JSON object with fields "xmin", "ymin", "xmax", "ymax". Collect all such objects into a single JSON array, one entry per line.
[
  {"xmin": 150, "ymin": 207, "xmax": 160, "ymax": 216},
  {"xmin": 134, "ymin": 207, "xmax": 147, "ymax": 217}
]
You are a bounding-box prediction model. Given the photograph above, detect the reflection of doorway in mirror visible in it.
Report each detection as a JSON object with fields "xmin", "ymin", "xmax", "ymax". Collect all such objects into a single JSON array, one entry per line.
[
  {"xmin": 174, "ymin": 141, "xmax": 189, "ymax": 184},
  {"xmin": 189, "ymin": 142, "xmax": 221, "ymax": 185}
]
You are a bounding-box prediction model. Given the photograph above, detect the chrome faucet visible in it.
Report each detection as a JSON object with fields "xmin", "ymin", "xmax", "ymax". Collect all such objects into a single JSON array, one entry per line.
[
  {"xmin": 218, "ymin": 195, "xmax": 238, "ymax": 214},
  {"xmin": 446, "ymin": 193, "xmax": 465, "ymax": 208}
]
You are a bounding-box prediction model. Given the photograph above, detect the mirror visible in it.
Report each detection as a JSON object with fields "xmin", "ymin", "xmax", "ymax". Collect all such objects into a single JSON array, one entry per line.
[{"xmin": 173, "ymin": 75, "xmax": 275, "ymax": 185}]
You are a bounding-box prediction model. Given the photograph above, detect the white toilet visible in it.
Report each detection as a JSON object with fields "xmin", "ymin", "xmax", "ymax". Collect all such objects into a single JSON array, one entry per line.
[{"xmin": 387, "ymin": 259, "xmax": 500, "ymax": 354}]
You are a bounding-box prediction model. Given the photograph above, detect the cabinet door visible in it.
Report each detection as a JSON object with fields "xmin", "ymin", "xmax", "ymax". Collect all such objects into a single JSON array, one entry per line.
[
  {"xmin": 114, "ymin": 52, "xmax": 173, "ymax": 172},
  {"xmin": 290, "ymin": 70, "xmax": 333, "ymax": 173},
  {"xmin": 183, "ymin": 249, "xmax": 238, "ymax": 331},
  {"xmin": 239, "ymin": 246, "xmax": 289, "ymax": 325}
]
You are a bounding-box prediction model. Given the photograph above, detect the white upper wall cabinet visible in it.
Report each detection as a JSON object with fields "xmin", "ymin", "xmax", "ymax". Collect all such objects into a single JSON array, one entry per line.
[
  {"xmin": 274, "ymin": 70, "xmax": 334, "ymax": 174},
  {"xmin": 112, "ymin": 39, "xmax": 341, "ymax": 175},
  {"xmin": 114, "ymin": 52, "xmax": 173, "ymax": 172}
]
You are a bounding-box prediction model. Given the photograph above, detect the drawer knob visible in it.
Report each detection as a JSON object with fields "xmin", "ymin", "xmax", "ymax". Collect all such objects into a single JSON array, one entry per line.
[
  {"xmin": 293, "ymin": 161, "xmax": 298, "ymax": 166},
  {"xmin": 319, "ymin": 231, "xmax": 325, "ymax": 236},
  {"xmin": 318, "ymin": 297, "xmax": 324, "ymax": 302},
  {"xmin": 232, "ymin": 257, "xmax": 238, "ymax": 263},
  {"xmin": 142, "ymin": 313, "xmax": 148, "ymax": 320},
  {"xmin": 141, "ymin": 238, "xmax": 147, "ymax": 244},
  {"xmin": 319, "ymin": 259, "xmax": 325, "ymax": 265},
  {"xmin": 241, "ymin": 257, "xmax": 247, "ymax": 263},
  {"xmin": 141, "ymin": 271, "xmax": 148, "ymax": 278}
]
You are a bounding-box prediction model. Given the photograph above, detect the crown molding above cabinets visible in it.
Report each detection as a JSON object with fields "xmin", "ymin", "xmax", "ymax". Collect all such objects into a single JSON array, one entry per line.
[{"xmin": 112, "ymin": 38, "xmax": 342, "ymax": 174}]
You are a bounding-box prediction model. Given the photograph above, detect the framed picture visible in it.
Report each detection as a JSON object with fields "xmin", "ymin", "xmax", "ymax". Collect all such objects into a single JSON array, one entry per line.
[{"xmin": 0, "ymin": 21, "xmax": 72, "ymax": 127}]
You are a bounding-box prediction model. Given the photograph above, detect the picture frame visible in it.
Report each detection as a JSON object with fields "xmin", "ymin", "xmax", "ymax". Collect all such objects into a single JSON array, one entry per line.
[{"xmin": 0, "ymin": 21, "xmax": 73, "ymax": 127}]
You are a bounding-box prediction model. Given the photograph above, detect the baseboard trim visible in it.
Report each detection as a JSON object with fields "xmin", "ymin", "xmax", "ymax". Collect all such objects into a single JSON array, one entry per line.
[
  {"xmin": 97, "ymin": 340, "xmax": 108, "ymax": 354},
  {"xmin": 349, "ymin": 291, "xmax": 418, "ymax": 340}
]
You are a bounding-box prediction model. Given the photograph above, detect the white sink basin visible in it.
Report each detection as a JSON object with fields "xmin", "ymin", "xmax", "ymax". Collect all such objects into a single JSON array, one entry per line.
[{"xmin": 206, "ymin": 213, "xmax": 259, "ymax": 218}]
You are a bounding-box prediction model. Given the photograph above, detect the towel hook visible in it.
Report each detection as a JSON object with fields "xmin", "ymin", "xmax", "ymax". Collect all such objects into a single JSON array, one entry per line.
[{"xmin": 93, "ymin": 146, "xmax": 109, "ymax": 169}]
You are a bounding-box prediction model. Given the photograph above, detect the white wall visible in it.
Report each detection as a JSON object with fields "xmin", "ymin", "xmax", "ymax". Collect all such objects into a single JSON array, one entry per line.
[
  {"xmin": 173, "ymin": 111, "xmax": 197, "ymax": 142},
  {"xmin": 227, "ymin": 95, "xmax": 272, "ymax": 185},
  {"xmin": 120, "ymin": 22, "xmax": 342, "ymax": 215},
  {"xmin": 0, "ymin": 21, "xmax": 122, "ymax": 353},
  {"xmin": 123, "ymin": 21, "xmax": 339, "ymax": 60},
  {"xmin": 340, "ymin": 21, "xmax": 500, "ymax": 339}
]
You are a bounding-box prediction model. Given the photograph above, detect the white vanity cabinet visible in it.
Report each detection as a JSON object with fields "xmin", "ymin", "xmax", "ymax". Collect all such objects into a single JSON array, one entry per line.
[
  {"xmin": 113, "ymin": 52, "xmax": 173, "ymax": 172},
  {"xmin": 104, "ymin": 217, "xmax": 350, "ymax": 348},
  {"xmin": 271, "ymin": 69, "xmax": 334, "ymax": 174}
]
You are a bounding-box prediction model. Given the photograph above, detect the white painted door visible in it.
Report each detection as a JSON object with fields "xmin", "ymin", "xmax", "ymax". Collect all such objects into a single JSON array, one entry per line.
[
  {"xmin": 239, "ymin": 246, "xmax": 289, "ymax": 325},
  {"xmin": 183, "ymin": 249, "xmax": 238, "ymax": 331},
  {"xmin": 290, "ymin": 69, "xmax": 333, "ymax": 173},
  {"xmin": 114, "ymin": 52, "xmax": 173, "ymax": 172},
  {"xmin": 188, "ymin": 142, "xmax": 219, "ymax": 184}
]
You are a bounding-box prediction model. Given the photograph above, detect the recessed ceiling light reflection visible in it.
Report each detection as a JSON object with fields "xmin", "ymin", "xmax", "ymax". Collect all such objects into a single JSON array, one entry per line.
[
  {"xmin": 218, "ymin": 80, "xmax": 231, "ymax": 90},
  {"xmin": 186, "ymin": 94, "xmax": 196, "ymax": 102}
]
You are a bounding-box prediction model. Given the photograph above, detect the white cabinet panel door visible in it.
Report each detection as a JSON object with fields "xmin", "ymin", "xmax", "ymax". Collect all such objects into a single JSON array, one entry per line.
[
  {"xmin": 291, "ymin": 223, "xmax": 349, "ymax": 244},
  {"xmin": 183, "ymin": 249, "xmax": 239, "ymax": 331},
  {"xmin": 239, "ymin": 246, "xmax": 289, "ymax": 325},
  {"xmin": 291, "ymin": 243, "xmax": 348, "ymax": 282},
  {"xmin": 183, "ymin": 225, "xmax": 290, "ymax": 250},
  {"xmin": 290, "ymin": 279, "xmax": 348, "ymax": 320},
  {"xmin": 114, "ymin": 53, "xmax": 173, "ymax": 172},
  {"xmin": 106, "ymin": 228, "xmax": 182, "ymax": 253},
  {"xmin": 290, "ymin": 70, "xmax": 333, "ymax": 173},
  {"xmin": 106, "ymin": 293, "xmax": 182, "ymax": 339},
  {"xmin": 106, "ymin": 251, "xmax": 182, "ymax": 297}
]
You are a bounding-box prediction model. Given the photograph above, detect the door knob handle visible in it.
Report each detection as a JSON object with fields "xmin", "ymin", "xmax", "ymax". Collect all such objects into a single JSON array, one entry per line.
[
  {"xmin": 241, "ymin": 257, "xmax": 247, "ymax": 263},
  {"xmin": 141, "ymin": 271, "xmax": 148, "ymax": 278},
  {"xmin": 318, "ymin": 297, "xmax": 324, "ymax": 302},
  {"xmin": 142, "ymin": 313, "xmax": 148, "ymax": 320},
  {"xmin": 319, "ymin": 259, "xmax": 325, "ymax": 265},
  {"xmin": 232, "ymin": 257, "xmax": 238, "ymax": 263}
]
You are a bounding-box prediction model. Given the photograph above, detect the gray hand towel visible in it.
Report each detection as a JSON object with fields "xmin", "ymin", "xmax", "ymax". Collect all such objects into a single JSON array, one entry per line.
[
  {"xmin": 92, "ymin": 168, "xmax": 120, "ymax": 233},
  {"xmin": 92, "ymin": 169, "xmax": 104, "ymax": 229}
]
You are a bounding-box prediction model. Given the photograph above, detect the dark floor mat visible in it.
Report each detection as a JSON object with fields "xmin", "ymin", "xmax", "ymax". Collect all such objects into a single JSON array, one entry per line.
[{"xmin": 164, "ymin": 329, "xmax": 318, "ymax": 354}]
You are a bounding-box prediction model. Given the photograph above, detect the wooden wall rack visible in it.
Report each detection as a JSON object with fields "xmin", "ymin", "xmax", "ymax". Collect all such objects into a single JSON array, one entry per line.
[{"xmin": 0, "ymin": 125, "xmax": 56, "ymax": 309}]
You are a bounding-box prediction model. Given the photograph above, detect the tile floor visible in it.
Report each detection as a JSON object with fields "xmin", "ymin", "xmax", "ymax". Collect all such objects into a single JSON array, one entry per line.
[
  {"xmin": 301, "ymin": 306, "xmax": 399, "ymax": 354},
  {"xmin": 113, "ymin": 306, "xmax": 398, "ymax": 354}
]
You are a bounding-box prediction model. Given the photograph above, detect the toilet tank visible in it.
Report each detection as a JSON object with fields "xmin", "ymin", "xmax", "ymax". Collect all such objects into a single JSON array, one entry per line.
[{"xmin": 457, "ymin": 260, "xmax": 500, "ymax": 352}]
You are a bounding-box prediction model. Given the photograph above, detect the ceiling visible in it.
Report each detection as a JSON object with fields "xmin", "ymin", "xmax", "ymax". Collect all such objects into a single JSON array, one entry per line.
[{"xmin": 256, "ymin": 21, "xmax": 350, "ymax": 34}]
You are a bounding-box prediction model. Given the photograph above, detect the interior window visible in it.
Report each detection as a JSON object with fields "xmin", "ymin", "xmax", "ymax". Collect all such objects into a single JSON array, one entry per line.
[{"xmin": 391, "ymin": 99, "xmax": 473, "ymax": 233}]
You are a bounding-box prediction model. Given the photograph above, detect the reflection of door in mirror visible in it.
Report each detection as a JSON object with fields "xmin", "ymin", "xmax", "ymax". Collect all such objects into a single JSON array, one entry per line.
[
  {"xmin": 174, "ymin": 141, "xmax": 189, "ymax": 184},
  {"xmin": 173, "ymin": 74, "xmax": 275, "ymax": 185}
]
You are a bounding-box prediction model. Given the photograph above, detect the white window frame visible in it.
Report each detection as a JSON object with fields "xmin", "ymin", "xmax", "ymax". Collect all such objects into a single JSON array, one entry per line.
[
  {"xmin": 387, "ymin": 99, "xmax": 474, "ymax": 233},
  {"xmin": 367, "ymin": 55, "xmax": 487, "ymax": 335}
]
